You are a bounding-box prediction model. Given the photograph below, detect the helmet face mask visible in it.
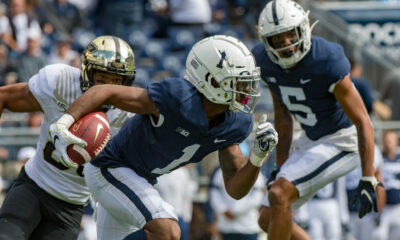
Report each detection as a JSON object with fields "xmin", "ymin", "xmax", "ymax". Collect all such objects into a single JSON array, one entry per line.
[
  {"xmin": 258, "ymin": 0, "xmax": 315, "ymax": 69},
  {"xmin": 81, "ymin": 36, "xmax": 136, "ymax": 92},
  {"xmin": 185, "ymin": 35, "xmax": 261, "ymax": 114}
]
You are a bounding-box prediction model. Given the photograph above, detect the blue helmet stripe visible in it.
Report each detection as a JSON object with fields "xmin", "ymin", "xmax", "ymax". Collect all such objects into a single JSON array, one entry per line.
[{"xmin": 272, "ymin": 1, "xmax": 279, "ymax": 26}]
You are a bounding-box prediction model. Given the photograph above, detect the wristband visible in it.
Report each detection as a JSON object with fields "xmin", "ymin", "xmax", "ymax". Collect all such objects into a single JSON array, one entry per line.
[
  {"xmin": 58, "ymin": 113, "xmax": 76, "ymax": 128},
  {"xmin": 249, "ymin": 154, "xmax": 265, "ymax": 167},
  {"xmin": 361, "ymin": 176, "xmax": 379, "ymax": 187}
]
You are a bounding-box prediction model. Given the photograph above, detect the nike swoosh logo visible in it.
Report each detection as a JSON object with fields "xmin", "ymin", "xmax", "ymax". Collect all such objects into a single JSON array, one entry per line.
[
  {"xmin": 361, "ymin": 189, "xmax": 373, "ymax": 203},
  {"xmin": 214, "ymin": 139, "xmax": 226, "ymax": 143},
  {"xmin": 93, "ymin": 124, "xmax": 104, "ymax": 145},
  {"xmin": 300, "ymin": 78, "xmax": 311, "ymax": 84},
  {"xmin": 53, "ymin": 135, "xmax": 59, "ymax": 144}
]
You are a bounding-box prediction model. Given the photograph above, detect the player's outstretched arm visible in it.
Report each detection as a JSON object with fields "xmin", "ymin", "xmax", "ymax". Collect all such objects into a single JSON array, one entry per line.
[
  {"xmin": 333, "ymin": 75, "xmax": 375, "ymax": 177},
  {"xmin": 0, "ymin": 83, "xmax": 42, "ymax": 117},
  {"xmin": 49, "ymin": 84, "xmax": 159, "ymax": 168},
  {"xmin": 271, "ymin": 91, "xmax": 293, "ymax": 167},
  {"xmin": 66, "ymin": 84, "xmax": 159, "ymax": 121},
  {"xmin": 334, "ymin": 75, "xmax": 381, "ymax": 218}
]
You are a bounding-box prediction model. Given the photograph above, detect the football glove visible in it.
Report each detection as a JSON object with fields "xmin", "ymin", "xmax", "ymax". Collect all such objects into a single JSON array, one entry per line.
[
  {"xmin": 267, "ymin": 164, "xmax": 280, "ymax": 189},
  {"xmin": 49, "ymin": 113, "xmax": 87, "ymax": 168},
  {"xmin": 351, "ymin": 176, "xmax": 384, "ymax": 218},
  {"xmin": 250, "ymin": 114, "xmax": 278, "ymax": 167}
]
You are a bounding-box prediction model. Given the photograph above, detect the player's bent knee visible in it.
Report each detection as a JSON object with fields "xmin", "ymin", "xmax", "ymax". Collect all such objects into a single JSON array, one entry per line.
[
  {"xmin": 144, "ymin": 218, "xmax": 181, "ymax": 240},
  {"xmin": 268, "ymin": 178, "xmax": 298, "ymax": 207},
  {"xmin": 258, "ymin": 206, "xmax": 270, "ymax": 232},
  {"xmin": 268, "ymin": 185, "xmax": 290, "ymax": 207}
]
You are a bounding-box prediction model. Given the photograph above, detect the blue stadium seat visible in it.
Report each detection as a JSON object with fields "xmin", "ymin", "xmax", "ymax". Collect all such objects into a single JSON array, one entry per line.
[
  {"xmin": 217, "ymin": 26, "xmax": 245, "ymax": 40},
  {"xmin": 203, "ymin": 23, "xmax": 245, "ymax": 40},
  {"xmin": 161, "ymin": 51, "xmax": 186, "ymax": 75},
  {"xmin": 141, "ymin": 40, "xmax": 170, "ymax": 62},
  {"xmin": 72, "ymin": 29, "xmax": 97, "ymax": 52},
  {"xmin": 168, "ymin": 26, "xmax": 204, "ymax": 51},
  {"xmin": 134, "ymin": 68, "xmax": 154, "ymax": 87},
  {"xmin": 128, "ymin": 29, "xmax": 150, "ymax": 50}
]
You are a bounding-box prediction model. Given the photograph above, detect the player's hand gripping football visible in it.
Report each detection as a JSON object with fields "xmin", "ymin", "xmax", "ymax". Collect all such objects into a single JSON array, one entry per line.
[
  {"xmin": 250, "ymin": 114, "xmax": 278, "ymax": 167},
  {"xmin": 49, "ymin": 113, "xmax": 87, "ymax": 168},
  {"xmin": 351, "ymin": 176, "xmax": 384, "ymax": 218}
]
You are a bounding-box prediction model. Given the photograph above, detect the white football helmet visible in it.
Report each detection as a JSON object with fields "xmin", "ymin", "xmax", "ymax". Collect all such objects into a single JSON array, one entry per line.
[
  {"xmin": 185, "ymin": 35, "xmax": 261, "ymax": 114},
  {"xmin": 258, "ymin": 0, "xmax": 317, "ymax": 69}
]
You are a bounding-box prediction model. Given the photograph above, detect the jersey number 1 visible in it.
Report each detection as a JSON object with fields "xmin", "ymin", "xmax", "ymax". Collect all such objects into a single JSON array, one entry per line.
[{"xmin": 152, "ymin": 144, "xmax": 201, "ymax": 175}]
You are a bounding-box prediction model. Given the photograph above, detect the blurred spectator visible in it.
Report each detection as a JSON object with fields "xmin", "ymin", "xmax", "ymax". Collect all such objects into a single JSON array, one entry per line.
[
  {"xmin": 349, "ymin": 58, "xmax": 391, "ymax": 120},
  {"xmin": 0, "ymin": 44, "xmax": 16, "ymax": 85},
  {"xmin": 209, "ymin": 0, "xmax": 229, "ymax": 24},
  {"xmin": 2, "ymin": 71, "xmax": 17, "ymax": 85},
  {"xmin": 307, "ymin": 178, "xmax": 348, "ymax": 240},
  {"xmin": 15, "ymin": 29, "xmax": 47, "ymax": 82},
  {"xmin": 380, "ymin": 69, "xmax": 400, "ymax": 121},
  {"xmin": 35, "ymin": 0, "xmax": 82, "ymax": 36},
  {"xmin": 154, "ymin": 166, "xmax": 198, "ymax": 240},
  {"xmin": 168, "ymin": 0, "xmax": 212, "ymax": 26},
  {"xmin": 16, "ymin": 146, "xmax": 35, "ymax": 165},
  {"xmin": 0, "ymin": 146, "xmax": 35, "ymax": 194},
  {"xmin": 208, "ymin": 164, "xmax": 265, "ymax": 240},
  {"xmin": 100, "ymin": 0, "xmax": 144, "ymax": 37},
  {"xmin": 242, "ymin": 0, "xmax": 269, "ymax": 38},
  {"xmin": 0, "ymin": 0, "xmax": 41, "ymax": 53},
  {"xmin": 78, "ymin": 202, "xmax": 97, "ymax": 240},
  {"xmin": 26, "ymin": 111, "xmax": 42, "ymax": 128},
  {"xmin": 48, "ymin": 33, "xmax": 79, "ymax": 65},
  {"xmin": 0, "ymin": 147, "xmax": 9, "ymax": 163},
  {"xmin": 374, "ymin": 130, "xmax": 400, "ymax": 240}
]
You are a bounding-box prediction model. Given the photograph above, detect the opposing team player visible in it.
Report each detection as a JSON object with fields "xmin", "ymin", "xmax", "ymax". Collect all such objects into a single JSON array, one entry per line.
[
  {"xmin": 252, "ymin": 1, "xmax": 381, "ymax": 239},
  {"xmin": 0, "ymin": 35, "xmax": 135, "ymax": 240},
  {"xmin": 49, "ymin": 35, "xmax": 278, "ymax": 240}
]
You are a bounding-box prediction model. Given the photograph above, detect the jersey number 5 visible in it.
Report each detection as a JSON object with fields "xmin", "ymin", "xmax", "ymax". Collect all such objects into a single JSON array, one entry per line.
[{"xmin": 279, "ymin": 86, "xmax": 317, "ymax": 127}]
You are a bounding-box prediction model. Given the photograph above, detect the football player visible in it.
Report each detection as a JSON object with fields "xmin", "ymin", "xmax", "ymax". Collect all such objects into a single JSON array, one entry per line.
[
  {"xmin": 252, "ymin": 1, "xmax": 381, "ymax": 239},
  {"xmin": 49, "ymin": 35, "xmax": 278, "ymax": 240},
  {"xmin": 0, "ymin": 35, "xmax": 135, "ymax": 240}
]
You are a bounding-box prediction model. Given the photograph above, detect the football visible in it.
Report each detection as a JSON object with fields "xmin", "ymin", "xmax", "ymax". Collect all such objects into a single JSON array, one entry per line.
[{"xmin": 67, "ymin": 112, "xmax": 111, "ymax": 165}]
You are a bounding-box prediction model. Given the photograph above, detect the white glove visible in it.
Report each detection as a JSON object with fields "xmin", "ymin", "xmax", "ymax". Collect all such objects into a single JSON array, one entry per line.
[
  {"xmin": 250, "ymin": 114, "xmax": 278, "ymax": 167},
  {"xmin": 49, "ymin": 113, "xmax": 87, "ymax": 168}
]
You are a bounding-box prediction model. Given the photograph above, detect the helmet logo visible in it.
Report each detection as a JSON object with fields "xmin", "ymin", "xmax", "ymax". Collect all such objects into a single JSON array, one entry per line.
[
  {"xmin": 272, "ymin": 1, "xmax": 279, "ymax": 26},
  {"xmin": 190, "ymin": 59, "xmax": 199, "ymax": 69},
  {"xmin": 216, "ymin": 50, "xmax": 227, "ymax": 69},
  {"xmin": 87, "ymin": 43, "xmax": 97, "ymax": 53}
]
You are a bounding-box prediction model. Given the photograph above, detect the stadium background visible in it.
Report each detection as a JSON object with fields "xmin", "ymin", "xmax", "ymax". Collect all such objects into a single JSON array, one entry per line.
[{"xmin": 0, "ymin": 0, "xmax": 399, "ymax": 239}]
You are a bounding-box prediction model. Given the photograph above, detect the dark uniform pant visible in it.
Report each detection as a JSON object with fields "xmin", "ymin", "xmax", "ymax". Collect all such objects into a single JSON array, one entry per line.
[{"xmin": 0, "ymin": 167, "xmax": 84, "ymax": 240}]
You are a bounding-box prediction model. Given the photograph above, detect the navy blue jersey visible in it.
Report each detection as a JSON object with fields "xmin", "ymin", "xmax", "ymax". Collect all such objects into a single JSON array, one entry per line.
[
  {"xmin": 382, "ymin": 154, "xmax": 400, "ymax": 205},
  {"xmin": 252, "ymin": 36, "xmax": 352, "ymax": 140},
  {"xmin": 92, "ymin": 77, "xmax": 253, "ymax": 184}
]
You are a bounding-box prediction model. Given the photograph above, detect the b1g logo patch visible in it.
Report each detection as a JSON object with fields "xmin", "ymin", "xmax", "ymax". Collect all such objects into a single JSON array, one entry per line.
[{"xmin": 176, "ymin": 127, "xmax": 190, "ymax": 137}]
